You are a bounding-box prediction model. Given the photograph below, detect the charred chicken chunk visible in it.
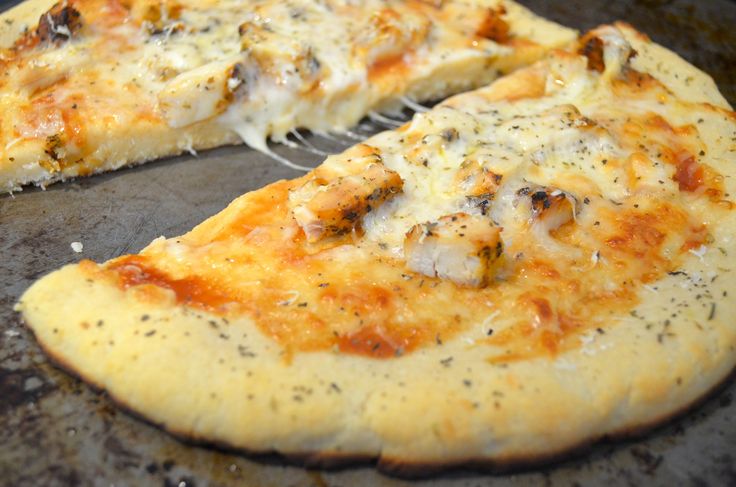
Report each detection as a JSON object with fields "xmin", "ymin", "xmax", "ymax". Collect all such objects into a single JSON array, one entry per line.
[
  {"xmin": 455, "ymin": 160, "xmax": 503, "ymax": 214},
  {"xmin": 456, "ymin": 159, "xmax": 503, "ymax": 198},
  {"xmin": 403, "ymin": 127, "xmax": 460, "ymax": 167},
  {"xmin": 290, "ymin": 162, "xmax": 403, "ymax": 243},
  {"xmin": 36, "ymin": 2, "xmax": 83, "ymax": 45},
  {"xmin": 578, "ymin": 25, "xmax": 636, "ymax": 76},
  {"xmin": 517, "ymin": 186, "xmax": 577, "ymax": 232},
  {"xmin": 157, "ymin": 60, "xmax": 248, "ymax": 127},
  {"xmin": 404, "ymin": 213, "xmax": 504, "ymax": 288}
]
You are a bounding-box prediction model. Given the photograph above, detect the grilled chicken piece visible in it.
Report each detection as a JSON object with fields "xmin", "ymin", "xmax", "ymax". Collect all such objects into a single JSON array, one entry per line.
[
  {"xmin": 456, "ymin": 159, "xmax": 503, "ymax": 214},
  {"xmin": 36, "ymin": 3, "xmax": 84, "ymax": 45},
  {"xmin": 128, "ymin": 0, "xmax": 182, "ymax": 27},
  {"xmin": 356, "ymin": 7, "xmax": 431, "ymax": 68},
  {"xmin": 403, "ymin": 127, "xmax": 460, "ymax": 167},
  {"xmin": 578, "ymin": 25, "xmax": 636, "ymax": 77},
  {"xmin": 517, "ymin": 185, "xmax": 577, "ymax": 232},
  {"xmin": 157, "ymin": 58, "xmax": 249, "ymax": 128},
  {"xmin": 290, "ymin": 162, "xmax": 403, "ymax": 243},
  {"xmin": 456, "ymin": 159, "xmax": 503, "ymax": 197},
  {"xmin": 239, "ymin": 18, "xmax": 324, "ymax": 87},
  {"xmin": 404, "ymin": 212, "xmax": 504, "ymax": 288}
]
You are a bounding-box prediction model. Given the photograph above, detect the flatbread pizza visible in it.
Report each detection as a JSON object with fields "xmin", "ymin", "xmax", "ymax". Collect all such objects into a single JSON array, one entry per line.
[
  {"xmin": 17, "ymin": 22, "xmax": 736, "ymax": 475},
  {"xmin": 0, "ymin": 0, "xmax": 575, "ymax": 192}
]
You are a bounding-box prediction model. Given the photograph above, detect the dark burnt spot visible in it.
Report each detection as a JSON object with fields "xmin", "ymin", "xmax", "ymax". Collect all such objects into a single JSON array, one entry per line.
[
  {"xmin": 148, "ymin": 23, "xmax": 185, "ymax": 37},
  {"xmin": 468, "ymin": 195, "xmax": 492, "ymax": 215},
  {"xmin": 342, "ymin": 210, "xmax": 359, "ymax": 222},
  {"xmin": 227, "ymin": 63, "xmax": 246, "ymax": 96},
  {"xmin": 531, "ymin": 190, "xmax": 552, "ymax": 210},
  {"xmin": 440, "ymin": 128, "xmax": 459, "ymax": 142},
  {"xmin": 0, "ymin": 367, "xmax": 56, "ymax": 414},
  {"xmin": 37, "ymin": 3, "xmax": 83, "ymax": 45},
  {"xmin": 237, "ymin": 344, "xmax": 256, "ymax": 357},
  {"xmin": 306, "ymin": 48, "xmax": 321, "ymax": 74},
  {"xmin": 44, "ymin": 134, "xmax": 63, "ymax": 162},
  {"xmin": 627, "ymin": 48, "xmax": 638, "ymax": 63},
  {"xmin": 579, "ymin": 35, "xmax": 605, "ymax": 73},
  {"xmin": 366, "ymin": 188, "xmax": 381, "ymax": 202},
  {"xmin": 479, "ymin": 246, "xmax": 492, "ymax": 260}
]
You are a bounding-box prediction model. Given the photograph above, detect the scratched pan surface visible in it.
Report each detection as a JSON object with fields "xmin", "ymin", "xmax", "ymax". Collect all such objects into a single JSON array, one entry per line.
[{"xmin": 1, "ymin": 0, "xmax": 735, "ymax": 485}]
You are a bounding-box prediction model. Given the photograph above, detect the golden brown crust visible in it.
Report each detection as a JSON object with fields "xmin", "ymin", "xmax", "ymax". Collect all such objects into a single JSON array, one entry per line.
[
  {"xmin": 28, "ymin": 318, "xmax": 736, "ymax": 478},
  {"xmin": 15, "ymin": 22, "xmax": 736, "ymax": 476}
]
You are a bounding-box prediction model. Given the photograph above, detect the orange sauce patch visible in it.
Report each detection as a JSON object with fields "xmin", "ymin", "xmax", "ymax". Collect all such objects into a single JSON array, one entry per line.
[
  {"xmin": 483, "ymin": 199, "xmax": 706, "ymax": 363},
  {"xmin": 614, "ymin": 112, "xmax": 732, "ymax": 202},
  {"xmin": 106, "ymin": 180, "xmax": 478, "ymax": 359},
  {"xmin": 475, "ymin": 7, "xmax": 510, "ymax": 44},
  {"xmin": 110, "ymin": 256, "xmax": 239, "ymax": 313},
  {"xmin": 103, "ymin": 179, "xmax": 711, "ymax": 363}
]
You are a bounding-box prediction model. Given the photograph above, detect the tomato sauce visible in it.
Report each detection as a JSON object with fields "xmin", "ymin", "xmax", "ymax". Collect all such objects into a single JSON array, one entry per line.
[{"xmin": 102, "ymin": 180, "xmax": 709, "ymax": 363}]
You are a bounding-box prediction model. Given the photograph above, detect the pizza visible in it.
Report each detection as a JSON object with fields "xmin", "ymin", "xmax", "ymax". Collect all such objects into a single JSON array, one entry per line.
[
  {"xmin": 0, "ymin": 0, "xmax": 575, "ymax": 193},
  {"xmin": 16, "ymin": 22, "xmax": 736, "ymax": 475}
]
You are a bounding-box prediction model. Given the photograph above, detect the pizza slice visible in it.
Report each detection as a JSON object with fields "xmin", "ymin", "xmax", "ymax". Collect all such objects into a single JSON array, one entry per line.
[
  {"xmin": 17, "ymin": 23, "xmax": 736, "ymax": 474},
  {"xmin": 0, "ymin": 0, "xmax": 575, "ymax": 193}
]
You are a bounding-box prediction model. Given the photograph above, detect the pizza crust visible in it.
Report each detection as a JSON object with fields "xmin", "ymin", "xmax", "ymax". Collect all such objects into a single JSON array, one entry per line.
[
  {"xmin": 615, "ymin": 22, "xmax": 732, "ymax": 110},
  {"xmin": 25, "ymin": 312, "xmax": 736, "ymax": 478},
  {"xmin": 16, "ymin": 22, "xmax": 736, "ymax": 474},
  {"xmin": 19, "ymin": 203, "xmax": 736, "ymax": 473}
]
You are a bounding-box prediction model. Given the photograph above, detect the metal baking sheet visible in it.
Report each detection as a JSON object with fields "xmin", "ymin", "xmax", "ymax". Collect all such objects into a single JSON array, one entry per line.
[{"xmin": 1, "ymin": 0, "xmax": 735, "ymax": 485}]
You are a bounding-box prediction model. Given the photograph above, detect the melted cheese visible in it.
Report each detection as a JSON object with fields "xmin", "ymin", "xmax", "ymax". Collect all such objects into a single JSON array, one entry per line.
[
  {"xmin": 359, "ymin": 31, "xmax": 713, "ymax": 252},
  {"xmin": 94, "ymin": 25, "xmax": 733, "ymax": 363},
  {"xmin": 0, "ymin": 0, "xmax": 577, "ymax": 192}
]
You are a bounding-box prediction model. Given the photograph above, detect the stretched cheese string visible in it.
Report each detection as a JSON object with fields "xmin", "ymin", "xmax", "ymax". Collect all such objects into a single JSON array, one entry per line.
[
  {"xmin": 368, "ymin": 111, "xmax": 404, "ymax": 128},
  {"xmin": 222, "ymin": 102, "xmax": 420, "ymax": 172},
  {"xmin": 227, "ymin": 122, "xmax": 315, "ymax": 172},
  {"xmin": 400, "ymin": 96, "xmax": 431, "ymax": 113},
  {"xmin": 288, "ymin": 130, "xmax": 331, "ymax": 156},
  {"xmin": 259, "ymin": 147, "xmax": 316, "ymax": 172}
]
